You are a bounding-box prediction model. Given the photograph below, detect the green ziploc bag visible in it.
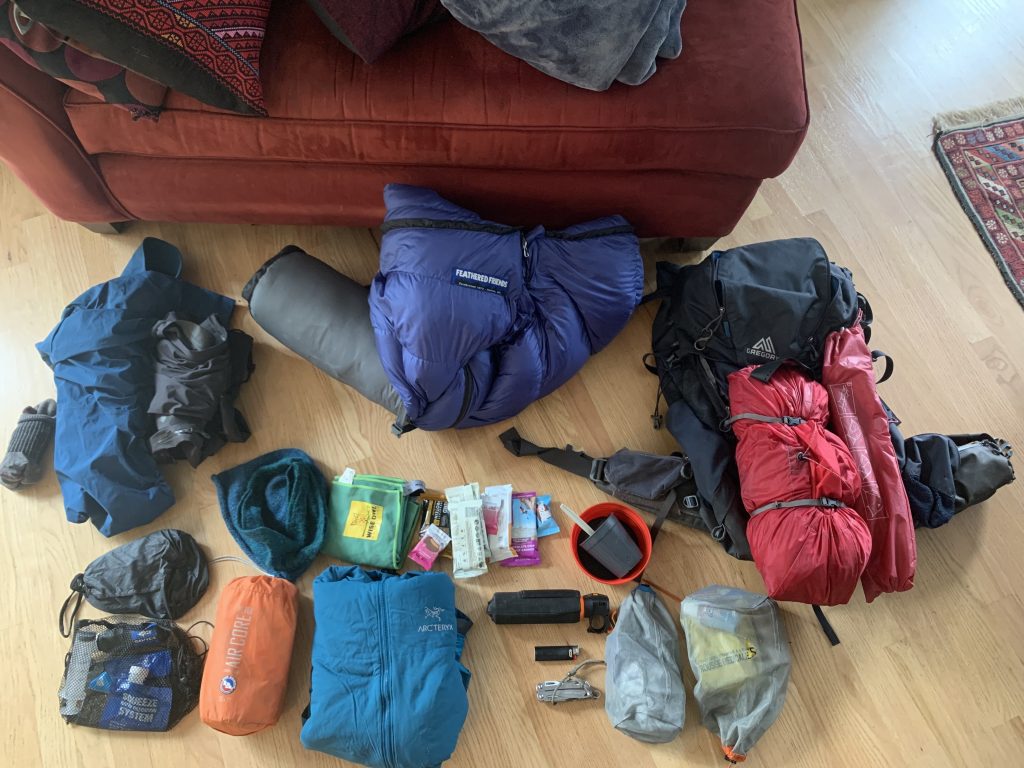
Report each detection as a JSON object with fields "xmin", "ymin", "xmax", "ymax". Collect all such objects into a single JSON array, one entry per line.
[{"xmin": 324, "ymin": 472, "xmax": 422, "ymax": 569}]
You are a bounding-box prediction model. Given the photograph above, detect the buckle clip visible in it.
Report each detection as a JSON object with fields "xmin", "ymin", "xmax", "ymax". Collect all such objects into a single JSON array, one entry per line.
[{"xmin": 589, "ymin": 458, "xmax": 608, "ymax": 484}]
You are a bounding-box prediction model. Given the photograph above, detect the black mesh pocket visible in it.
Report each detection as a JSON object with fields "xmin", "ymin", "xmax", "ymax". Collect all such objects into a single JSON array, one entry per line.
[{"xmin": 59, "ymin": 616, "xmax": 205, "ymax": 731}]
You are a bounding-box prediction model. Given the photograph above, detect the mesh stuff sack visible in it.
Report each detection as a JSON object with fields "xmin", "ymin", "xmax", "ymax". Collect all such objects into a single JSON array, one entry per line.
[
  {"xmin": 59, "ymin": 529, "xmax": 210, "ymax": 637},
  {"xmin": 59, "ymin": 616, "xmax": 205, "ymax": 731},
  {"xmin": 680, "ymin": 585, "xmax": 791, "ymax": 763}
]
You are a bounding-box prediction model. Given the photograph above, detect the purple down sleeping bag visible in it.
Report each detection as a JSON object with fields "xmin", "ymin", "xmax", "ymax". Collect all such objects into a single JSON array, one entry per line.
[{"xmin": 369, "ymin": 184, "xmax": 643, "ymax": 431}]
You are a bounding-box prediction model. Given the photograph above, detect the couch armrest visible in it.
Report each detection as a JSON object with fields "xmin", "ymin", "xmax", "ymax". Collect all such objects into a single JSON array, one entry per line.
[{"xmin": 0, "ymin": 45, "xmax": 131, "ymax": 223}]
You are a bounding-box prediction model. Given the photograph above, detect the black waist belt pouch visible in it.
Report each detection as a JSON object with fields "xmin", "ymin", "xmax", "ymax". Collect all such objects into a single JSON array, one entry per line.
[{"xmin": 59, "ymin": 616, "xmax": 205, "ymax": 731}]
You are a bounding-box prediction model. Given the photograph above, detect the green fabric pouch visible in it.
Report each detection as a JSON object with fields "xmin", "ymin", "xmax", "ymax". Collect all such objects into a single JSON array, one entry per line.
[{"xmin": 324, "ymin": 473, "xmax": 421, "ymax": 569}]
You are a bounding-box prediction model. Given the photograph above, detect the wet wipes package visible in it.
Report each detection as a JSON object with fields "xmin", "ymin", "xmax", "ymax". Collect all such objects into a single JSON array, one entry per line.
[
  {"xmin": 502, "ymin": 492, "xmax": 541, "ymax": 567},
  {"xmin": 482, "ymin": 484, "xmax": 516, "ymax": 562},
  {"xmin": 536, "ymin": 494, "xmax": 560, "ymax": 538}
]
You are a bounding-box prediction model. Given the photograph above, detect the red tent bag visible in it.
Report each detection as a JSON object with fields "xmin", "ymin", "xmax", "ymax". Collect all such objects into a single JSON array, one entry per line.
[
  {"xmin": 821, "ymin": 322, "xmax": 916, "ymax": 601},
  {"xmin": 728, "ymin": 365, "xmax": 872, "ymax": 605},
  {"xmin": 200, "ymin": 576, "xmax": 298, "ymax": 735}
]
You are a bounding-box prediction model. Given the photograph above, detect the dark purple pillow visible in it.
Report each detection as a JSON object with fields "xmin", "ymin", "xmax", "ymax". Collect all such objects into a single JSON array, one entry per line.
[
  {"xmin": 0, "ymin": 0, "xmax": 166, "ymax": 118},
  {"xmin": 305, "ymin": 0, "xmax": 447, "ymax": 63}
]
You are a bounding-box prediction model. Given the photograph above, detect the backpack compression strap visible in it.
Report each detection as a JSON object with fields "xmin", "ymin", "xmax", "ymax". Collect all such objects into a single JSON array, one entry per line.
[
  {"xmin": 720, "ymin": 413, "xmax": 806, "ymax": 430},
  {"xmin": 750, "ymin": 497, "xmax": 844, "ymax": 516}
]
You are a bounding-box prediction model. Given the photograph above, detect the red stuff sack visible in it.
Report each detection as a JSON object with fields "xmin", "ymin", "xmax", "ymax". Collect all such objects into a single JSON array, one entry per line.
[
  {"xmin": 200, "ymin": 576, "xmax": 298, "ymax": 735},
  {"xmin": 728, "ymin": 365, "xmax": 872, "ymax": 605},
  {"xmin": 821, "ymin": 321, "xmax": 916, "ymax": 602}
]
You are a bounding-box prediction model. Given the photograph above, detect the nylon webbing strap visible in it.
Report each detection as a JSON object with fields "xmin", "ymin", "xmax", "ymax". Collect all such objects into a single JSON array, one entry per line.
[
  {"xmin": 813, "ymin": 605, "xmax": 841, "ymax": 646},
  {"xmin": 721, "ymin": 412, "xmax": 806, "ymax": 430},
  {"xmin": 499, "ymin": 428, "xmax": 597, "ymax": 480},
  {"xmin": 750, "ymin": 497, "xmax": 844, "ymax": 516}
]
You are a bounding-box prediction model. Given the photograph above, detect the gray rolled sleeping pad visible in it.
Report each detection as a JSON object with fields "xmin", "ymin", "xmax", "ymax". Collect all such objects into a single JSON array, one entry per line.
[
  {"xmin": 604, "ymin": 584, "xmax": 685, "ymax": 743},
  {"xmin": 242, "ymin": 246, "xmax": 404, "ymax": 417}
]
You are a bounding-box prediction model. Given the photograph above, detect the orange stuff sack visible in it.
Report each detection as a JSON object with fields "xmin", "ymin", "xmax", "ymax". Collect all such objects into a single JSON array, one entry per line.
[{"xmin": 200, "ymin": 576, "xmax": 298, "ymax": 735}]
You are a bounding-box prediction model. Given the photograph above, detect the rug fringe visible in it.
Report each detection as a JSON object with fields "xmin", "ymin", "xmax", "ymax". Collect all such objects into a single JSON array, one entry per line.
[{"xmin": 933, "ymin": 97, "xmax": 1024, "ymax": 134}]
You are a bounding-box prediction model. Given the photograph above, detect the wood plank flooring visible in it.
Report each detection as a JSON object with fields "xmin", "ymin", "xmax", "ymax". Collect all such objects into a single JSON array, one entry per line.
[{"xmin": 1, "ymin": 0, "xmax": 1022, "ymax": 765}]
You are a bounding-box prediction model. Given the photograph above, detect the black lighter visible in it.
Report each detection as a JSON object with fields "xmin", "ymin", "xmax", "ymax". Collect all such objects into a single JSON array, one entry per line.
[{"xmin": 486, "ymin": 589, "xmax": 612, "ymax": 633}]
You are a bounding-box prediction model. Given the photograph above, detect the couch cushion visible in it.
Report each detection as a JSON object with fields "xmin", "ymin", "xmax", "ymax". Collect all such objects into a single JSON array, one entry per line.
[{"xmin": 66, "ymin": 0, "xmax": 807, "ymax": 179}]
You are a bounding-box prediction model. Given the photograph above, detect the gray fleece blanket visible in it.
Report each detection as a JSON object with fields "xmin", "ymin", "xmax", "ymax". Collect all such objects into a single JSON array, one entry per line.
[{"xmin": 441, "ymin": 0, "xmax": 687, "ymax": 91}]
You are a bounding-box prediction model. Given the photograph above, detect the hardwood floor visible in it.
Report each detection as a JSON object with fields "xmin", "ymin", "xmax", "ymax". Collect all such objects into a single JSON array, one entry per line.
[{"xmin": 1, "ymin": 1, "xmax": 1022, "ymax": 766}]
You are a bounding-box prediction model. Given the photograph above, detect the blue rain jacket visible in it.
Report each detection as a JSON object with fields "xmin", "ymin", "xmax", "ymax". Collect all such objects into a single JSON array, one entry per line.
[
  {"xmin": 301, "ymin": 566, "xmax": 471, "ymax": 768},
  {"xmin": 369, "ymin": 185, "xmax": 643, "ymax": 430},
  {"xmin": 37, "ymin": 239, "xmax": 234, "ymax": 537}
]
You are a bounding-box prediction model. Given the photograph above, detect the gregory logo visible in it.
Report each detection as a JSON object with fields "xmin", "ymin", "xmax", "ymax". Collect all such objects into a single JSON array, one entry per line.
[
  {"xmin": 451, "ymin": 267, "xmax": 510, "ymax": 295},
  {"xmin": 746, "ymin": 336, "xmax": 778, "ymax": 360},
  {"xmin": 418, "ymin": 606, "xmax": 454, "ymax": 633}
]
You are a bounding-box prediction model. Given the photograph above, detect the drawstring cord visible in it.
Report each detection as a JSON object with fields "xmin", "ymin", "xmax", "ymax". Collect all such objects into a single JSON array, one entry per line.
[
  {"xmin": 797, "ymin": 449, "xmax": 847, "ymax": 485},
  {"xmin": 58, "ymin": 574, "xmax": 86, "ymax": 638}
]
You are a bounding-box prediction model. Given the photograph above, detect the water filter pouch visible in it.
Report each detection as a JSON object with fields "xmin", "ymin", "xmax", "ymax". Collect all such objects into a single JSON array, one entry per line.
[
  {"xmin": 605, "ymin": 585, "xmax": 685, "ymax": 743},
  {"xmin": 324, "ymin": 472, "xmax": 423, "ymax": 569},
  {"xmin": 59, "ymin": 616, "xmax": 204, "ymax": 731},
  {"xmin": 680, "ymin": 585, "xmax": 791, "ymax": 763}
]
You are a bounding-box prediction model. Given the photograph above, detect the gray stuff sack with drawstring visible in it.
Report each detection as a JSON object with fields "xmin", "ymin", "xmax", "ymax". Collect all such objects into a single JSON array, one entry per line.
[{"xmin": 604, "ymin": 584, "xmax": 685, "ymax": 743}]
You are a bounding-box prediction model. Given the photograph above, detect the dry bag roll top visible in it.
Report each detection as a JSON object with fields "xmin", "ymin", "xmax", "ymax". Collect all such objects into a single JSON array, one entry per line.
[
  {"xmin": 324, "ymin": 472, "xmax": 422, "ymax": 569},
  {"xmin": 59, "ymin": 529, "xmax": 210, "ymax": 637},
  {"xmin": 200, "ymin": 576, "xmax": 298, "ymax": 735}
]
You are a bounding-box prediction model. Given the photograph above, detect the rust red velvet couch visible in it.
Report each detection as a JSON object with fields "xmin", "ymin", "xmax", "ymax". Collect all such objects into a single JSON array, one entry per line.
[{"xmin": 0, "ymin": 0, "xmax": 808, "ymax": 236}]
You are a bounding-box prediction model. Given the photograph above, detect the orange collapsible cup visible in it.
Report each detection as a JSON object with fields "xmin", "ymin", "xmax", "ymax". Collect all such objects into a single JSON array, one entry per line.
[
  {"xmin": 200, "ymin": 576, "xmax": 298, "ymax": 735},
  {"xmin": 570, "ymin": 502, "xmax": 653, "ymax": 585}
]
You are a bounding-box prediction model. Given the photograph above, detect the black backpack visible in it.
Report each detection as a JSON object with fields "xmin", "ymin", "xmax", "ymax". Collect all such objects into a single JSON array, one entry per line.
[{"xmin": 648, "ymin": 238, "xmax": 866, "ymax": 559}]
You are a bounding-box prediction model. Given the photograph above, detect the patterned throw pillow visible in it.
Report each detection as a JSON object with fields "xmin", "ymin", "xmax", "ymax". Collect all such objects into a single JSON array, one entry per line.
[
  {"xmin": 16, "ymin": 0, "xmax": 271, "ymax": 115},
  {"xmin": 0, "ymin": 0, "xmax": 166, "ymax": 118}
]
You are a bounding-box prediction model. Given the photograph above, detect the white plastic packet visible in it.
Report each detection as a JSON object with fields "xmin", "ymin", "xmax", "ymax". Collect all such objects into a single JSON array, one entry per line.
[{"xmin": 446, "ymin": 484, "xmax": 488, "ymax": 579}]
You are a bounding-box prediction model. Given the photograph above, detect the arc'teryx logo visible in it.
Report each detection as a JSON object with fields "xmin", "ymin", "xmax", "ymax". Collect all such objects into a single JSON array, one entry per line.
[
  {"xmin": 746, "ymin": 336, "xmax": 778, "ymax": 360},
  {"xmin": 418, "ymin": 606, "xmax": 453, "ymax": 633}
]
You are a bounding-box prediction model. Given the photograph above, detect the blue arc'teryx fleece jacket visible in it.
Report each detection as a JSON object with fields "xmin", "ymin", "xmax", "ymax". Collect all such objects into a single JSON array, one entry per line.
[
  {"xmin": 301, "ymin": 566, "xmax": 471, "ymax": 768},
  {"xmin": 369, "ymin": 184, "xmax": 643, "ymax": 431}
]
